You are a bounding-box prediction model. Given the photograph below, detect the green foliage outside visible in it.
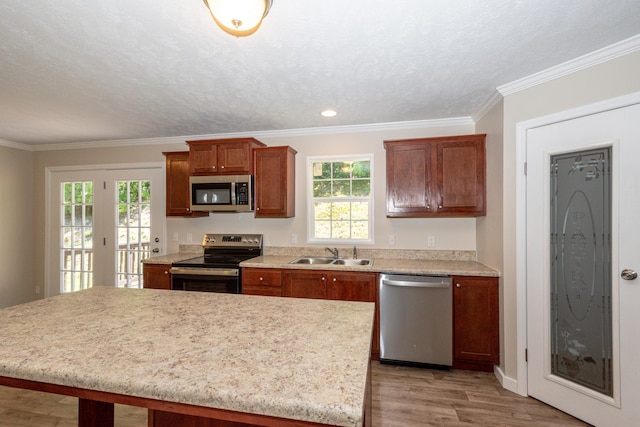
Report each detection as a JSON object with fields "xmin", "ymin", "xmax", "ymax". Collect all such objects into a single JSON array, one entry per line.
[{"xmin": 312, "ymin": 160, "xmax": 371, "ymax": 240}]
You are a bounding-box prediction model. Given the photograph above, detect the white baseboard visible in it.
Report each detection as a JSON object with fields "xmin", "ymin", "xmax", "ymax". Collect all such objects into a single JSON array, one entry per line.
[{"xmin": 494, "ymin": 365, "xmax": 524, "ymax": 396}]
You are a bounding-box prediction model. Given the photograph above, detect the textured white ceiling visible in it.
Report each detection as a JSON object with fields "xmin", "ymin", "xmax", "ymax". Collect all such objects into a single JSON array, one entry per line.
[{"xmin": 1, "ymin": 0, "xmax": 639, "ymax": 145}]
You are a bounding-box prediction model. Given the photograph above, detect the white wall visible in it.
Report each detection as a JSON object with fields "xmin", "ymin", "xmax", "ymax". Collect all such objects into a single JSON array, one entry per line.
[
  {"xmin": 0, "ymin": 145, "xmax": 34, "ymax": 308},
  {"xmin": 32, "ymin": 121, "xmax": 478, "ymax": 297},
  {"xmin": 499, "ymin": 50, "xmax": 640, "ymax": 383},
  {"xmin": 475, "ymin": 98, "xmax": 505, "ymax": 368},
  {"xmin": 164, "ymin": 124, "xmax": 477, "ymax": 253}
]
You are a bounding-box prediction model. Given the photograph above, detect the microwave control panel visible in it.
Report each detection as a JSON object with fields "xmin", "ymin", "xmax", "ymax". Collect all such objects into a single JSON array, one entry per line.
[{"xmin": 236, "ymin": 182, "xmax": 249, "ymax": 205}]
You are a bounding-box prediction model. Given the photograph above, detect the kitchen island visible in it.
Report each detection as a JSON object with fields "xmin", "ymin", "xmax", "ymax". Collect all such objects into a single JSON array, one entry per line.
[{"xmin": 0, "ymin": 287, "xmax": 374, "ymax": 427}]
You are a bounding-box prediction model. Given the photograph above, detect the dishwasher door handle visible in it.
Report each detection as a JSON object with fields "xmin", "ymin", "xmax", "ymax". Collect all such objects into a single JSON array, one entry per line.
[{"xmin": 381, "ymin": 279, "xmax": 450, "ymax": 288}]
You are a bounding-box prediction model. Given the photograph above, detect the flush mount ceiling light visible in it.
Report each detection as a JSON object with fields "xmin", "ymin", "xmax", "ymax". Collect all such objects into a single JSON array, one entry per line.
[{"xmin": 203, "ymin": 0, "xmax": 273, "ymax": 37}]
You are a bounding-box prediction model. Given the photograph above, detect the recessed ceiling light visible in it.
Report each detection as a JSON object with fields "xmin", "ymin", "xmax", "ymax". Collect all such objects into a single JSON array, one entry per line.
[{"xmin": 320, "ymin": 109, "xmax": 337, "ymax": 117}]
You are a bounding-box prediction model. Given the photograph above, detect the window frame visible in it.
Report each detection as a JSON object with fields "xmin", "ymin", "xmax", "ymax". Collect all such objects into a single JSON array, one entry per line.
[{"xmin": 306, "ymin": 154, "xmax": 374, "ymax": 245}]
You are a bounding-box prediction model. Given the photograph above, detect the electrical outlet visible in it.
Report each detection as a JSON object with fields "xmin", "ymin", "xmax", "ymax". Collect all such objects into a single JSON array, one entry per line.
[
  {"xmin": 291, "ymin": 233, "xmax": 298, "ymax": 243},
  {"xmin": 388, "ymin": 235, "xmax": 396, "ymax": 245},
  {"xmin": 427, "ymin": 235, "xmax": 436, "ymax": 247}
]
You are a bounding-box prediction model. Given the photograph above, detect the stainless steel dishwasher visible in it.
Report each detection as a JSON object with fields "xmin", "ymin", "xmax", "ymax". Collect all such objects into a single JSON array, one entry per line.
[{"xmin": 379, "ymin": 273, "xmax": 452, "ymax": 368}]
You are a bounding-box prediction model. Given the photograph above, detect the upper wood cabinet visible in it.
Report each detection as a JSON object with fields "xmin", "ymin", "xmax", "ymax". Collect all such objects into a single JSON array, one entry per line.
[
  {"xmin": 384, "ymin": 134, "xmax": 486, "ymax": 217},
  {"xmin": 163, "ymin": 151, "xmax": 208, "ymax": 217},
  {"xmin": 187, "ymin": 138, "xmax": 266, "ymax": 175},
  {"xmin": 254, "ymin": 146, "xmax": 296, "ymax": 218}
]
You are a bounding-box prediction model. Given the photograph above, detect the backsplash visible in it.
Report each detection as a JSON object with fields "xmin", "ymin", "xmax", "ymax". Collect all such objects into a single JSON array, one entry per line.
[{"xmin": 177, "ymin": 244, "xmax": 476, "ymax": 262}]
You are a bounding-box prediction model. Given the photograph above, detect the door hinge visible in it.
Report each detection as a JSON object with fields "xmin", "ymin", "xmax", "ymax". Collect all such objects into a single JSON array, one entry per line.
[
  {"xmin": 525, "ymin": 348, "xmax": 528, "ymax": 362},
  {"xmin": 103, "ymin": 181, "xmax": 106, "ymax": 190},
  {"xmin": 524, "ymin": 162, "xmax": 527, "ymax": 176},
  {"xmin": 103, "ymin": 237, "xmax": 106, "ymax": 246}
]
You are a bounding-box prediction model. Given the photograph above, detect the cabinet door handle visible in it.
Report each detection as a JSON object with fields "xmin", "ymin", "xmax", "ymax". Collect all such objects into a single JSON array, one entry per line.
[
  {"xmin": 333, "ymin": 278, "xmax": 337, "ymax": 282},
  {"xmin": 259, "ymin": 277, "xmax": 263, "ymax": 281},
  {"xmin": 164, "ymin": 270, "xmax": 169, "ymax": 275},
  {"xmin": 221, "ymin": 165, "xmax": 225, "ymax": 169},
  {"xmin": 321, "ymin": 277, "xmax": 326, "ymax": 281},
  {"xmin": 456, "ymin": 283, "xmax": 461, "ymax": 288}
]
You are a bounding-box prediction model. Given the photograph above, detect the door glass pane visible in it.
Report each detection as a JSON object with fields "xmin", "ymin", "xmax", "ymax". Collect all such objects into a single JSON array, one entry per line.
[
  {"xmin": 116, "ymin": 180, "xmax": 151, "ymax": 288},
  {"xmin": 61, "ymin": 181, "xmax": 93, "ymax": 293},
  {"xmin": 550, "ymin": 147, "xmax": 612, "ymax": 396}
]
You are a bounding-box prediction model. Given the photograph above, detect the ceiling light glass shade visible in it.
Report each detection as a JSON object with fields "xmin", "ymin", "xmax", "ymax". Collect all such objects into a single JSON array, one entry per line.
[{"xmin": 203, "ymin": 0, "xmax": 273, "ymax": 37}]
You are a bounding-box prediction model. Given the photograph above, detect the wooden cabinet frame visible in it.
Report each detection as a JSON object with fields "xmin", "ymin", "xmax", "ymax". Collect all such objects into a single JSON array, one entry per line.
[
  {"xmin": 187, "ymin": 138, "xmax": 266, "ymax": 175},
  {"xmin": 384, "ymin": 134, "xmax": 486, "ymax": 217},
  {"xmin": 452, "ymin": 275, "xmax": 499, "ymax": 371},
  {"xmin": 163, "ymin": 151, "xmax": 208, "ymax": 217},
  {"xmin": 254, "ymin": 146, "xmax": 296, "ymax": 218}
]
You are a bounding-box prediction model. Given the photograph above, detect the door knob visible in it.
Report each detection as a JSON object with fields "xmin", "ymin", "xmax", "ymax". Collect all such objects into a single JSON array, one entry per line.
[
  {"xmin": 621, "ymin": 269, "xmax": 637, "ymax": 280},
  {"xmin": 152, "ymin": 248, "xmax": 160, "ymax": 253}
]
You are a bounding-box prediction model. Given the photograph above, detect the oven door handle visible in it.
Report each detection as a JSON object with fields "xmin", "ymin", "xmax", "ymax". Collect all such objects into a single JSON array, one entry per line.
[{"xmin": 169, "ymin": 267, "xmax": 239, "ymax": 277}]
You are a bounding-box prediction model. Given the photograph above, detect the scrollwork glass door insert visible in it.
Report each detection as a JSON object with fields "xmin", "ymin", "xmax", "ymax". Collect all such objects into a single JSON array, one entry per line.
[{"xmin": 550, "ymin": 147, "xmax": 612, "ymax": 396}]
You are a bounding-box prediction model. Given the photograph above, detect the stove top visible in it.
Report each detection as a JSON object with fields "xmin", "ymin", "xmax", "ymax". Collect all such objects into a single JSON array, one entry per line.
[{"xmin": 172, "ymin": 234, "xmax": 263, "ymax": 269}]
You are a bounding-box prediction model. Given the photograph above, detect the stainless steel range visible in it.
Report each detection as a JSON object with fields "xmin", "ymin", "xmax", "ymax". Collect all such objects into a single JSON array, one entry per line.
[{"xmin": 170, "ymin": 233, "xmax": 263, "ymax": 293}]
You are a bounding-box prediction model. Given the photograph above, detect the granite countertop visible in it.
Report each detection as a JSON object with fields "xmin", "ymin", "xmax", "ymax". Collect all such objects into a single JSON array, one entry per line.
[
  {"xmin": 142, "ymin": 246, "xmax": 500, "ymax": 277},
  {"xmin": 0, "ymin": 287, "xmax": 374, "ymax": 427},
  {"xmin": 241, "ymin": 255, "xmax": 500, "ymax": 277}
]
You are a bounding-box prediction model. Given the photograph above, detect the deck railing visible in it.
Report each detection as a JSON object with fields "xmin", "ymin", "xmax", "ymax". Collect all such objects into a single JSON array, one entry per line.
[{"xmin": 63, "ymin": 241, "xmax": 150, "ymax": 290}]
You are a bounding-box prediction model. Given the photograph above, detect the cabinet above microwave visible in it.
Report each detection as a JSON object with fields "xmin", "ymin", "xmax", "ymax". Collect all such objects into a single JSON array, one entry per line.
[{"xmin": 187, "ymin": 138, "xmax": 266, "ymax": 176}]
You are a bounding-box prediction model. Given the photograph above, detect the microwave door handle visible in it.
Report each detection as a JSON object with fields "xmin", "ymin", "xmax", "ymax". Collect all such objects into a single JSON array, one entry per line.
[{"xmin": 231, "ymin": 182, "xmax": 237, "ymax": 205}]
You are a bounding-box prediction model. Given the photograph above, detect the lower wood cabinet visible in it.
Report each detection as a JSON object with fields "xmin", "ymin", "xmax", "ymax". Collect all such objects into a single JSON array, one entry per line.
[
  {"xmin": 241, "ymin": 268, "xmax": 282, "ymax": 296},
  {"xmin": 142, "ymin": 264, "xmax": 172, "ymax": 290},
  {"xmin": 242, "ymin": 268, "xmax": 380, "ymax": 359},
  {"xmin": 282, "ymin": 269, "xmax": 379, "ymax": 359},
  {"xmin": 452, "ymin": 275, "xmax": 499, "ymax": 371}
]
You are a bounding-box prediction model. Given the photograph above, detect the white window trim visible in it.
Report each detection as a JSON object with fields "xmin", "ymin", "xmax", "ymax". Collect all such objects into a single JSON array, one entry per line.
[{"xmin": 306, "ymin": 154, "xmax": 374, "ymax": 245}]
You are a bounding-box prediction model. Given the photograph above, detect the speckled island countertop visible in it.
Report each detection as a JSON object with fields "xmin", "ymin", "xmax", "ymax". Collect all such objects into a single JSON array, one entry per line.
[{"xmin": 0, "ymin": 287, "xmax": 375, "ymax": 427}]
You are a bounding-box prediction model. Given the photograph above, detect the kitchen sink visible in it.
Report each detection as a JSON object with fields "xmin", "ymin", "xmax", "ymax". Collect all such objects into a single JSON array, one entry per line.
[
  {"xmin": 289, "ymin": 256, "xmax": 336, "ymax": 265},
  {"xmin": 331, "ymin": 259, "xmax": 371, "ymax": 266},
  {"xmin": 289, "ymin": 256, "xmax": 372, "ymax": 266}
]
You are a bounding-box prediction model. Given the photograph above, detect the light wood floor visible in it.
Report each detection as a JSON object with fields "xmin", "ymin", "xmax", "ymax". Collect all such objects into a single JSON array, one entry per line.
[{"xmin": 0, "ymin": 362, "xmax": 589, "ymax": 426}]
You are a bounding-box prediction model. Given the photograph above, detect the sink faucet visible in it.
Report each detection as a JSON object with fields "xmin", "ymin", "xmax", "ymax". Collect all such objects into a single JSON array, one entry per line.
[
  {"xmin": 326, "ymin": 247, "xmax": 339, "ymax": 258},
  {"xmin": 353, "ymin": 246, "xmax": 358, "ymax": 259}
]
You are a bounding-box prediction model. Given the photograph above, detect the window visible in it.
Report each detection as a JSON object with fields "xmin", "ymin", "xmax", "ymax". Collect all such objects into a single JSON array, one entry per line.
[
  {"xmin": 307, "ymin": 155, "xmax": 373, "ymax": 243},
  {"xmin": 61, "ymin": 181, "xmax": 94, "ymax": 293}
]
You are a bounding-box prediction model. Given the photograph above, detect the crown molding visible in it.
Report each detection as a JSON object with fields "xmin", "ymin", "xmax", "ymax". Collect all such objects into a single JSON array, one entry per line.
[
  {"xmin": 497, "ymin": 34, "xmax": 640, "ymax": 96},
  {"xmin": 31, "ymin": 135, "xmax": 190, "ymax": 152},
  {"xmin": 0, "ymin": 138, "xmax": 34, "ymax": 151},
  {"xmin": 18, "ymin": 35, "xmax": 640, "ymax": 151},
  {"xmin": 471, "ymin": 90, "xmax": 503, "ymax": 123},
  {"xmin": 31, "ymin": 117, "xmax": 475, "ymax": 151}
]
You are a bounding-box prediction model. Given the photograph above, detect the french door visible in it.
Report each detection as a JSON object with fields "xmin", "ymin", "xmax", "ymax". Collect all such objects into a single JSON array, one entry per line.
[
  {"xmin": 46, "ymin": 166, "xmax": 164, "ymax": 296},
  {"xmin": 526, "ymin": 103, "xmax": 640, "ymax": 425}
]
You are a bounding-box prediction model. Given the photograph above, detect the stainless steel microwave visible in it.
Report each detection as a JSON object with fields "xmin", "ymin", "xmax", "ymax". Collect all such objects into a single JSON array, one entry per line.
[{"xmin": 189, "ymin": 175, "xmax": 253, "ymax": 212}]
